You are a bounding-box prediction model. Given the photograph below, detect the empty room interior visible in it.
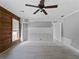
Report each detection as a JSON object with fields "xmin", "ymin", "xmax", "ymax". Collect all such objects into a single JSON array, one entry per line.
[{"xmin": 1, "ymin": 0, "xmax": 79, "ymax": 59}]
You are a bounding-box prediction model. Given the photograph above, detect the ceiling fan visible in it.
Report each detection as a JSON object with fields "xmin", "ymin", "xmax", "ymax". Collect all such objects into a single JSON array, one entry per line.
[{"xmin": 25, "ymin": 0, "xmax": 58, "ymax": 15}]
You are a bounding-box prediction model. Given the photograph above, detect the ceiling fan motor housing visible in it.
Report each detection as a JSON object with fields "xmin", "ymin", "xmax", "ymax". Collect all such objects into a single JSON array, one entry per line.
[{"xmin": 38, "ymin": 4, "xmax": 44, "ymax": 9}]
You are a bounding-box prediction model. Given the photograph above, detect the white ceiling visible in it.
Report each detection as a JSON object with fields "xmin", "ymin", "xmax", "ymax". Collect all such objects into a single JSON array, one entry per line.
[{"xmin": 0, "ymin": 0, "xmax": 79, "ymax": 21}]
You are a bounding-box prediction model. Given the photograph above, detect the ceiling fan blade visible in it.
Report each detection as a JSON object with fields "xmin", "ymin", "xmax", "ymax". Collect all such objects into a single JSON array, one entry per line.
[
  {"xmin": 42, "ymin": 9, "xmax": 47, "ymax": 15},
  {"xmin": 40, "ymin": 0, "xmax": 45, "ymax": 5},
  {"xmin": 25, "ymin": 4, "xmax": 38, "ymax": 8},
  {"xmin": 44, "ymin": 5, "xmax": 58, "ymax": 9},
  {"xmin": 33, "ymin": 9, "xmax": 40, "ymax": 14}
]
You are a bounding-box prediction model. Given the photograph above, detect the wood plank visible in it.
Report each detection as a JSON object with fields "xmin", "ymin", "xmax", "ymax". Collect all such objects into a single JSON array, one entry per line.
[
  {"xmin": 0, "ymin": 6, "xmax": 20, "ymax": 20},
  {"xmin": 0, "ymin": 5, "xmax": 21, "ymax": 53},
  {"xmin": 0, "ymin": 10, "xmax": 12, "ymax": 53}
]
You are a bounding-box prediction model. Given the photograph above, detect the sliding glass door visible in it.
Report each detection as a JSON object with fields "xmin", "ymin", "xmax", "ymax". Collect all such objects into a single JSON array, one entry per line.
[{"xmin": 12, "ymin": 18, "xmax": 19, "ymax": 42}]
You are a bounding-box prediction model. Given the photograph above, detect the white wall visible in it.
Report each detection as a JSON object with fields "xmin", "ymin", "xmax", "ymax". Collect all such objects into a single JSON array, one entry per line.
[
  {"xmin": 22, "ymin": 19, "xmax": 29, "ymax": 41},
  {"xmin": 63, "ymin": 11, "xmax": 79, "ymax": 49},
  {"xmin": 23, "ymin": 21, "xmax": 62, "ymax": 42},
  {"xmin": 23, "ymin": 23, "xmax": 28, "ymax": 41},
  {"xmin": 28, "ymin": 27, "xmax": 53, "ymax": 41},
  {"xmin": 53, "ymin": 22, "xmax": 62, "ymax": 41}
]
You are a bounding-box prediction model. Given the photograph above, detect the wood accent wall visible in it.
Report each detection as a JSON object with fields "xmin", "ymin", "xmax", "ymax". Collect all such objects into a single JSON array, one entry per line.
[{"xmin": 0, "ymin": 6, "xmax": 20, "ymax": 53}]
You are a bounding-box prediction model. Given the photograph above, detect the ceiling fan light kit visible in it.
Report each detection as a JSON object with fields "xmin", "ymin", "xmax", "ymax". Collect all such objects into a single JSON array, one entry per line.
[{"xmin": 25, "ymin": 0, "xmax": 58, "ymax": 15}]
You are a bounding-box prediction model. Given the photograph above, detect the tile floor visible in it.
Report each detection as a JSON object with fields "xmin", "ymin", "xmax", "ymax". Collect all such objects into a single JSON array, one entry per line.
[{"xmin": 0, "ymin": 41, "xmax": 79, "ymax": 59}]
